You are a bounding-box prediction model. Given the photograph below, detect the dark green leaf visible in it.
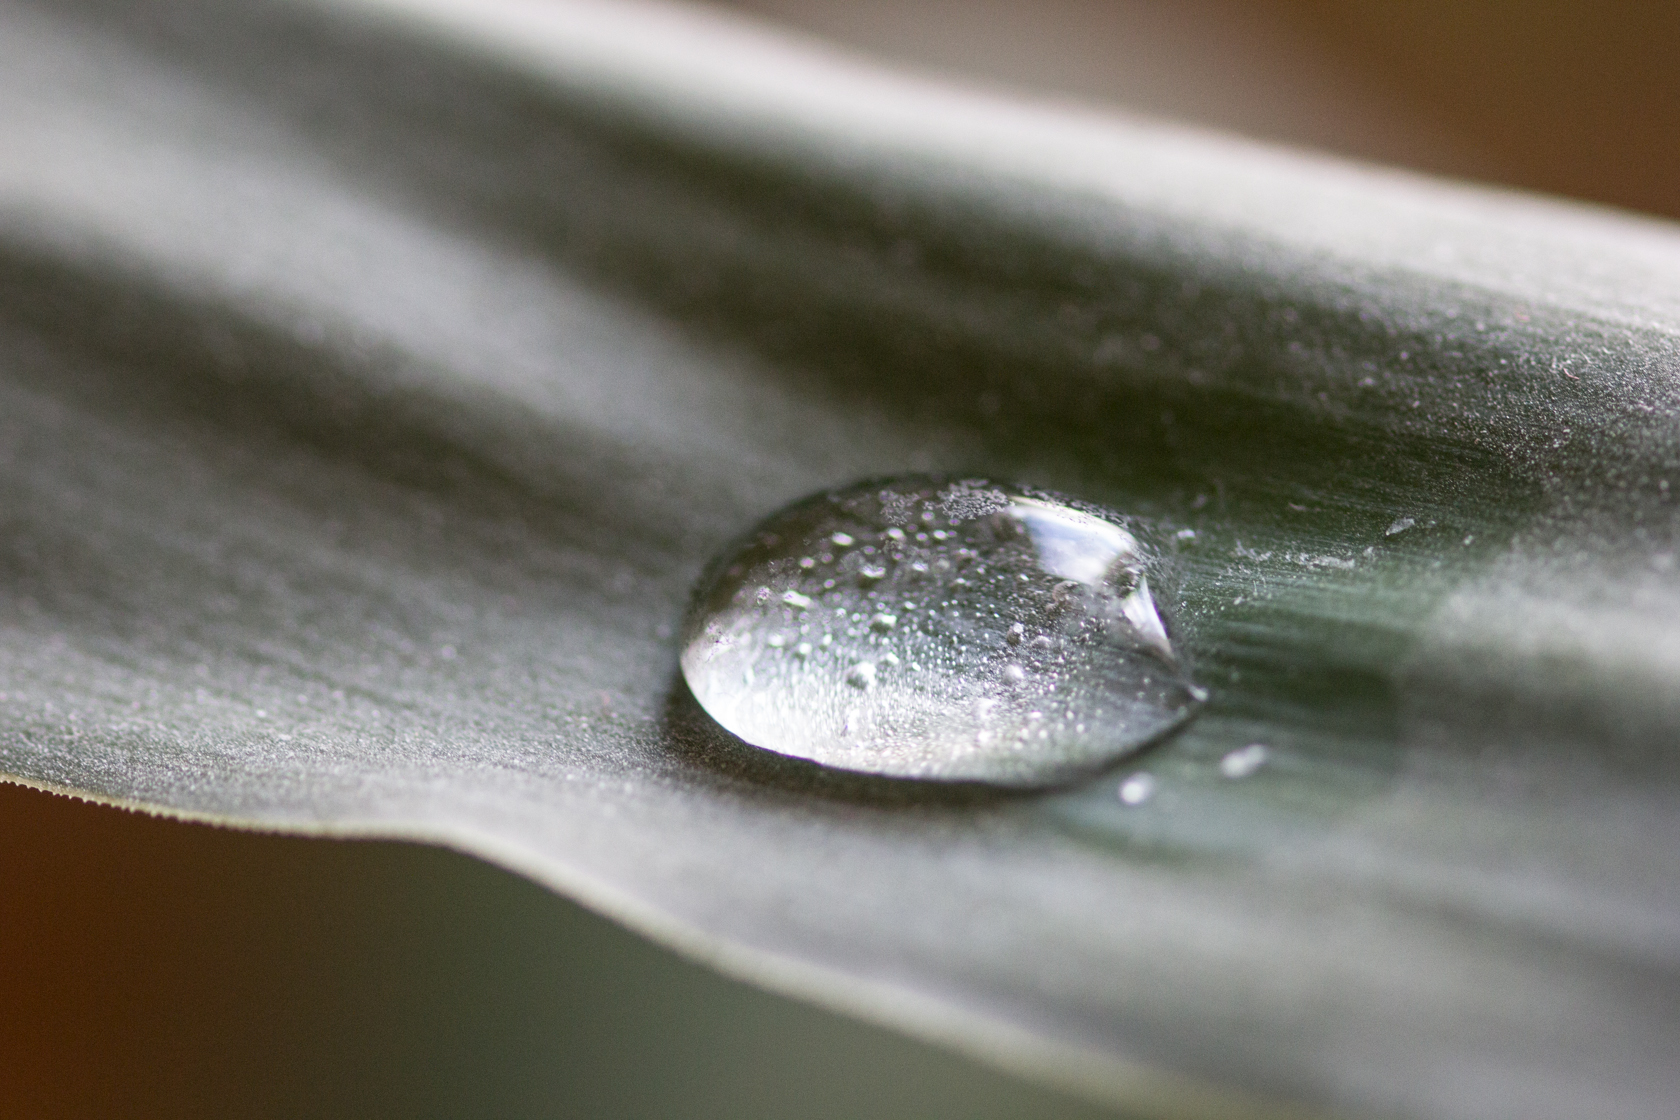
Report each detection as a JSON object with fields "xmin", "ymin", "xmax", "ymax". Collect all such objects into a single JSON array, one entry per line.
[{"xmin": 2, "ymin": 1, "xmax": 1677, "ymax": 1116}]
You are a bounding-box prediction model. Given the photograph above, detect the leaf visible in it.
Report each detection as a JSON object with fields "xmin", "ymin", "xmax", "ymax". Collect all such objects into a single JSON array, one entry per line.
[{"xmin": 3, "ymin": 1, "xmax": 1678, "ymax": 1117}]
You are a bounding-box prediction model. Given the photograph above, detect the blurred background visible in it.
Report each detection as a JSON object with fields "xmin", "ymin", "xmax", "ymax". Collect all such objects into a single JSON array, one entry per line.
[
  {"xmin": 723, "ymin": 0, "xmax": 1680, "ymax": 221},
  {"xmin": 4, "ymin": 1, "xmax": 1677, "ymax": 1117}
]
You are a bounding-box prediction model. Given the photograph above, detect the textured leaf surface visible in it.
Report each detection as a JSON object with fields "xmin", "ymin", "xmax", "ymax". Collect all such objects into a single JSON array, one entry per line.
[{"xmin": 3, "ymin": 1, "xmax": 1678, "ymax": 1117}]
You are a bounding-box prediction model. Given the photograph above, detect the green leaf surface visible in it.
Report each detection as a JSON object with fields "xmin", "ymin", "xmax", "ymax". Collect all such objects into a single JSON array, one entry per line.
[{"xmin": 2, "ymin": 1, "xmax": 1677, "ymax": 1116}]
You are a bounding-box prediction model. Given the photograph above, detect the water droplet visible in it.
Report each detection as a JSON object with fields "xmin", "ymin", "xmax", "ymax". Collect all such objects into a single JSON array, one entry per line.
[
  {"xmin": 681, "ymin": 475, "xmax": 1202, "ymax": 786},
  {"xmin": 1386, "ymin": 516, "xmax": 1416, "ymax": 536},
  {"xmin": 1118, "ymin": 772, "xmax": 1157, "ymax": 805},
  {"xmin": 1219, "ymin": 742, "xmax": 1268, "ymax": 778}
]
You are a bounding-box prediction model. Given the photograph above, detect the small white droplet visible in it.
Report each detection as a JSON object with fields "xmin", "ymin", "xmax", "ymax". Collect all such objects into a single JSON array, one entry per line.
[
  {"xmin": 794, "ymin": 642, "xmax": 812, "ymax": 659},
  {"xmin": 1006, "ymin": 621, "xmax": 1026, "ymax": 645},
  {"xmin": 884, "ymin": 527, "xmax": 905, "ymax": 542},
  {"xmin": 1219, "ymin": 742, "xmax": 1268, "ymax": 779},
  {"xmin": 859, "ymin": 565, "xmax": 887, "ymax": 582},
  {"xmin": 1118, "ymin": 772, "xmax": 1156, "ymax": 805},
  {"xmin": 766, "ymin": 634, "xmax": 786, "ymax": 648},
  {"xmin": 782, "ymin": 590, "xmax": 813, "ymax": 609},
  {"xmin": 831, "ymin": 532, "xmax": 855, "ymax": 547},
  {"xmin": 871, "ymin": 613, "xmax": 897, "ymax": 632},
  {"xmin": 846, "ymin": 662, "xmax": 877, "ymax": 689},
  {"xmin": 1002, "ymin": 664, "xmax": 1026, "ymax": 684},
  {"xmin": 1386, "ymin": 516, "xmax": 1416, "ymax": 536}
]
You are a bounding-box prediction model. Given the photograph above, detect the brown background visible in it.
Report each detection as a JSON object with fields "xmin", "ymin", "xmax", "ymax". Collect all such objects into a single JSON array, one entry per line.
[
  {"xmin": 722, "ymin": 0, "xmax": 1680, "ymax": 221},
  {"xmin": 5, "ymin": 2, "xmax": 1678, "ymax": 1117}
]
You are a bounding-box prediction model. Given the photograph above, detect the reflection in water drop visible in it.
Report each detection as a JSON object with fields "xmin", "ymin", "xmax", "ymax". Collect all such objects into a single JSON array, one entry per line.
[{"xmin": 681, "ymin": 476, "xmax": 1203, "ymax": 786}]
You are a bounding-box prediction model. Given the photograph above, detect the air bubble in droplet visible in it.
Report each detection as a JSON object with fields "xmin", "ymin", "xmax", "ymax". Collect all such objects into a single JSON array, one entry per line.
[{"xmin": 681, "ymin": 475, "xmax": 1202, "ymax": 786}]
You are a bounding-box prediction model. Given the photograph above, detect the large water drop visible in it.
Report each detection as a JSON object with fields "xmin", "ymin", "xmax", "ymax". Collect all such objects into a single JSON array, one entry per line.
[{"xmin": 680, "ymin": 476, "xmax": 1201, "ymax": 786}]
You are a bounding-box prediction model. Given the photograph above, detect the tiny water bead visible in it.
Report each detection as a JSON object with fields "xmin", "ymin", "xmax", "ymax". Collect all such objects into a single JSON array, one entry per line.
[
  {"xmin": 1117, "ymin": 772, "xmax": 1157, "ymax": 806},
  {"xmin": 680, "ymin": 476, "xmax": 1203, "ymax": 786},
  {"xmin": 1219, "ymin": 742, "xmax": 1268, "ymax": 779}
]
